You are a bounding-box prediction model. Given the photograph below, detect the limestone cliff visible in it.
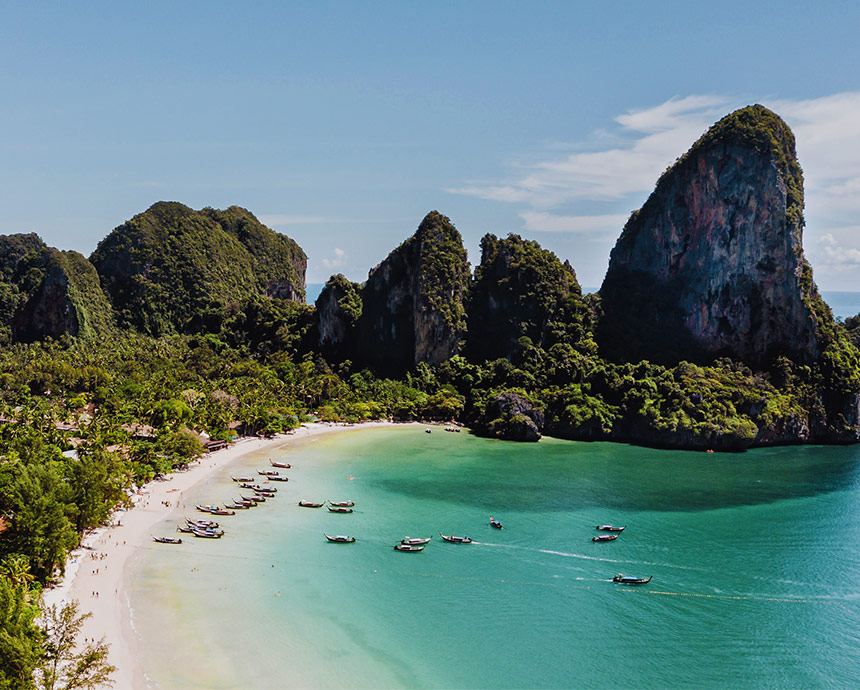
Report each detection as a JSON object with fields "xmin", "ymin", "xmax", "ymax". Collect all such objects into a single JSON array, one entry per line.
[
  {"xmin": 599, "ymin": 105, "xmax": 823, "ymax": 368},
  {"xmin": 2, "ymin": 243, "xmax": 114, "ymax": 342},
  {"xmin": 91, "ymin": 202, "xmax": 306, "ymax": 336},
  {"xmin": 316, "ymin": 211, "xmax": 470, "ymax": 375},
  {"xmin": 315, "ymin": 273, "xmax": 362, "ymax": 360}
]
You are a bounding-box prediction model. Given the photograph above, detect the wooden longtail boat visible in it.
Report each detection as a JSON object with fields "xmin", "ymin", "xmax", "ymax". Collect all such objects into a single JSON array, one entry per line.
[
  {"xmin": 192, "ymin": 528, "xmax": 224, "ymax": 539},
  {"xmin": 231, "ymin": 476, "xmax": 254, "ymax": 483},
  {"xmin": 153, "ymin": 536, "xmax": 182, "ymax": 544},
  {"xmin": 596, "ymin": 525, "xmax": 625, "ymax": 532},
  {"xmin": 270, "ymin": 460, "xmax": 291, "ymax": 468},
  {"xmin": 440, "ymin": 533, "xmax": 472, "ymax": 543},
  {"xmin": 612, "ymin": 574, "xmax": 652, "ymax": 585},
  {"xmin": 327, "ymin": 506, "xmax": 353, "ymax": 513},
  {"xmin": 394, "ymin": 543, "xmax": 425, "ymax": 552},
  {"xmin": 186, "ymin": 518, "xmax": 219, "ymax": 529},
  {"xmin": 267, "ymin": 476, "xmax": 288, "ymax": 482},
  {"xmin": 401, "ymin": 536, "xmax": 432, "ymax": 545},
  {"xmin": 324, "ymin": 534, "xmax": 356, "ymax": 543},
  {"xmin": 592, "ymin": 534, "xmax": 618, "ymax": 542},
  {"xmin": 328, "ymin": 500, "xmax": 355, "ymax": 507},
  {"xmin": 258, "ymin": 470, "xmax": 279, "ymax": 476},
  {"xmin": 489, "ymin": 516, "xmax": 503, "ymax": 529},
  {"xmin": 299, "ymin": 500, "xmax": 325, "ymax": 508}
]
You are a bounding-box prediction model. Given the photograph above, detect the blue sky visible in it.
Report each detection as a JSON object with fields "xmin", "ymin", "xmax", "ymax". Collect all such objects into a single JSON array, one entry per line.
[{"xmin": 3, "ymin": 1, "xmax": 860, "ymax": 290}]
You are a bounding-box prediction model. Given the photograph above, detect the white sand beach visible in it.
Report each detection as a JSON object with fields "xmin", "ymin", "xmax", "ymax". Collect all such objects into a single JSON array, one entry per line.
[{"xmin": 41, "ymin": 421, "xmax": 411, "ymax": 689}]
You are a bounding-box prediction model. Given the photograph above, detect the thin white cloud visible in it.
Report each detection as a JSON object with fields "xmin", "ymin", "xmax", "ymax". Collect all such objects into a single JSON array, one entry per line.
[
  {"xmin": 811, "ymin": 232, "xmax": 860, "ymax": 272},
  {"xmin": 321, "ymin": 247, "xmax": 346, "ymax": 270}
]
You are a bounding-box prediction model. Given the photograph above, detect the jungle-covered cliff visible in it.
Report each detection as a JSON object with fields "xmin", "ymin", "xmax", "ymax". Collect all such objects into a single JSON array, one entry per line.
[
  {"xmin": 315, "ymin": 211, "xmax": 470, "ymax": 376},
  {"xmin": 90, "ymin": 202, "xmax": 306, "ymax": 336},
  {"xmin": 0, "ymin": 234, "xmax": 114, "ymax": 343}
]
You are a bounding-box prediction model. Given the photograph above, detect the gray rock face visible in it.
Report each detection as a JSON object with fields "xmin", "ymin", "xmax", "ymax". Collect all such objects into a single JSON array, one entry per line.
[
  {"xmin": 481, "ymin": 391, "xmax": 544, "ymax": 442},
  {"xmin": 599, "ymin": 105, "xmax": 821, "ymax": 367},
  {"xmin": 317, "ymin": 211, "xmax": 470, "ymax": 376}
]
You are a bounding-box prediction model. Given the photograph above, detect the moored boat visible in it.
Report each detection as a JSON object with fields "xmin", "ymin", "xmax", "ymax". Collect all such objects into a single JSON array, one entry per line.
[
  {"xmin": 153, "ymin": 536, "xmax": 182, "ymax": 544},
  {"xmin": 299, "ymin": 500, "xmax": 325, "ymax": 508},
  {"xmin": 394, "ymin": 543, "xmax": 425, "ymax": 551},
  {"xmin": 258, "ymin": 469, "xmax": 279, "ymax": 476},
  {"xmin": 192, "ymin": 528, "xmax": 224, "ymax": 539},
  {"xmin": 241, "ymin": 494, "xmax": 266, "ymax": 503},
  {"xmin": 401, "ymin": 536, "xmax": 432, "ymax": 545},
  {"xmin": 270, "ymin": 460, "xmax": 291, "ymax": 468},
  {"xmin": 327, "ymin": 506, "xmax": 353, "ymax": 513},
  {"xmin": 440, "ymin": 533, "xmax": 472, "ymax": 543},
  {"xmin": 592, "ymin": 534, "xmax": 618, "ymax": 542},
  {"xmin": 230, "ymin": 476, "xmax": 254, "ymax": 482},
  {"xmin": 328, "ymin": 500, "xmax": 355, "ymax": 507},
  {"xmin": 324, "ymin": 534, "xmax": 356, "ymax": 543},
  {"xmin": 208, "ymin": 507, "xmax": 236, "ymax": 516},
  {"xmin": 596, "ymin": 525, "xmax": 625, "ymax": 532},
  {"xmin": 186, "ymin": 517, "xmax": 219, "ymax": 529},
  {"xmin": 224, "ymin": 501, "xmax": 249, "ymax": 510},
  {"xmin": 612, "ymin": 574, "xmax": 651, "ymax": 585},
  {"xmin": 267, "ymin": 475, "xmax": 288, "ymax": 482}
]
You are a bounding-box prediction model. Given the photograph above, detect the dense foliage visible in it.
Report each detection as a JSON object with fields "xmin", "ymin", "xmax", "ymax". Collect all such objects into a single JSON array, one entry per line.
[{"xmin": 90, "ymin": 202, "xmax": 306, "ymax": 336}]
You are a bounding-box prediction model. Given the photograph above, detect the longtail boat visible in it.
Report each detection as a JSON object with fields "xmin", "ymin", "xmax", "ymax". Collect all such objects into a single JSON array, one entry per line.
[
  {"xmin": 612, "ymin": 574, "xmax": 651, "ymax": 585},
  {"xmin": 328, "ymin": 500, "xmax": 355, "ymax": 507},
  {"xmin": 440, "ymin": 533, "xmax": 472, "ymax": 544},
  {"xmin": 324, "ymin": 534, "xmax": 356, "ymax": 543},
  {"xmin": 596, "ymin": 525, "xmax": 625, "ymax": 532},
  {"xmin": 327, "ymin": 506, "xmax": 353, "ymax": 513},
  {"xmin": 299, "ymin": 500, "xmax": 325, "ymax": 508},
  {"xmin": 401, "ymin": 536, "xmax": 432, "ymax": 545},
  {"xmin": 270, "ymin": 460, "xmax": 291, "ymax": 469},
  {"xmin": 153, "ymin": 536, "xmax": 182, "ymax": 544},
  {"xmin": 592, "ymin": 534, "xmax": 618, "ymax": 542},
  {"xmin": 394, "ymin": 543, "xmax": 425, "ymax": 552}
]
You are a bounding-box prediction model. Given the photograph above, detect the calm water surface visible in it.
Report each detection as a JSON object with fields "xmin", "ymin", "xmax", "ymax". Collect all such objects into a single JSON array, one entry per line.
[{"xmin": 131, "ymin": 427, "xmax": 860, "ymax": 689}]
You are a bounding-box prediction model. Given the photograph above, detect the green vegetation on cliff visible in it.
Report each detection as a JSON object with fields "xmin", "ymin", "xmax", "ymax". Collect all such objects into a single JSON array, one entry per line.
[
  {"xmin": 467, "ymin": 233, "xmax": 587, "ymax": 362},
  {"xmin": 90, "ymin": 202, "xmax": 306, "ymax": 336}
]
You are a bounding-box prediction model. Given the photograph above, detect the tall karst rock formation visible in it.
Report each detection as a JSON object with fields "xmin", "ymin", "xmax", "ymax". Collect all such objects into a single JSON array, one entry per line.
[
  {"xmin": 316, "ymin": 211, "xmax": 470, "ymax": 376},
  {"xmin": 598, "ymin": 105, "xmax": 826, "ymax": 367}
]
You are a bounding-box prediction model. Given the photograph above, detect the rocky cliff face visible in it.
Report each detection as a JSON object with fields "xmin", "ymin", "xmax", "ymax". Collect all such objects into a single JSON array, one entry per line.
[
  {"xmin": 316, "ymin": 211, "xmax": 470, "ymax": 375},
  {"xmin": 91, "ymin": 202, "xmax": 306, "ymax": 335},
  {"xmin": 467, "ymin": 233, "xmax": 583, "ymax": 362},
  {"xmin": 599, "ymin": 105, "xmax": 822, "ymax": 368},
  {"xmin": 315, "ymin": 273, "xmax": 362, "ymax": 359},
  {"xmin": 2, "ymin": 244, "xmax": 114, "ymax": 342}
]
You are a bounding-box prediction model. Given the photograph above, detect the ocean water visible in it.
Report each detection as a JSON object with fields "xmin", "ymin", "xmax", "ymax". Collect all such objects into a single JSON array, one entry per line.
[{"xmin": 131, "ymin": 428, "xmax": 860, "ymax": 689}]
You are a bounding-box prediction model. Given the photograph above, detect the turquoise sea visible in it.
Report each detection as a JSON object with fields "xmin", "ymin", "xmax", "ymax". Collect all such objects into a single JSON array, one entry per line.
[{"xmin": 130, "ymin": 427, "xmax": 860, "ymax": 689}]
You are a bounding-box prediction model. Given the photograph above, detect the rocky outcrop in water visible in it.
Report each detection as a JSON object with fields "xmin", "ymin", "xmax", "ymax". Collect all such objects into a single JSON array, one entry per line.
[{"xmin": 598, "ymin": 105, "xmax": 824, "ymax": 368}]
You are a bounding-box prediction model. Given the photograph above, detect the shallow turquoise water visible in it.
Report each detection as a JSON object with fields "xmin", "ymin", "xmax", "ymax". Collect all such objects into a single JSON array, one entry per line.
[{"xmin": 132, "ymin": 428, "xmax": 860, "ymax": 688}]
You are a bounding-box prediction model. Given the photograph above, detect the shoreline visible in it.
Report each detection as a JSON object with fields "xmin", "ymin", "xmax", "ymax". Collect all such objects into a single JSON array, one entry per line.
[{"xmin": 41, "ymin": 420, "xmax": 416, "ymax": 690}]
